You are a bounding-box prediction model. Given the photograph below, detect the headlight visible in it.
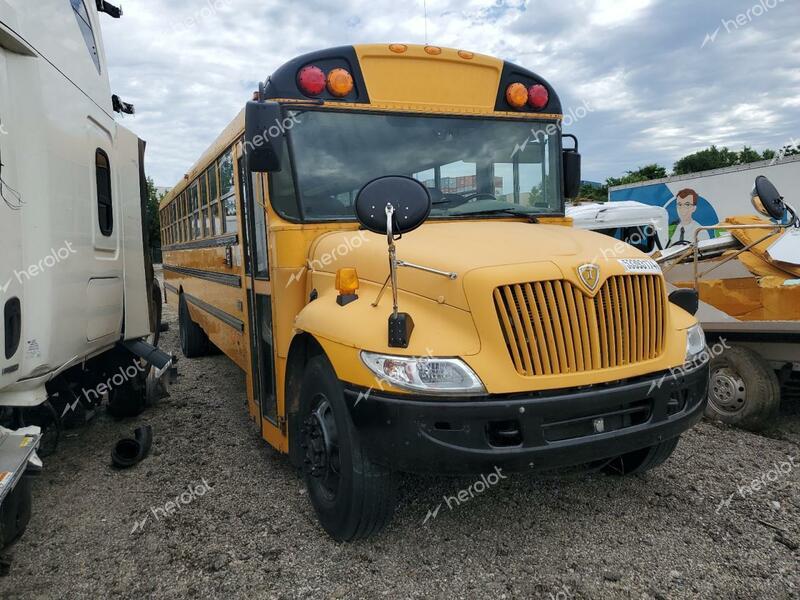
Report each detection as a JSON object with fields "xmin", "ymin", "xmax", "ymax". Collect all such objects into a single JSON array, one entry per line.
[
  {"xmin": 360, "ymin": 351, "xmax": 486, "ymax": 395},
  {"xmin": 684, "ymin": 324, "xmax": 707, "ymax": 364}
]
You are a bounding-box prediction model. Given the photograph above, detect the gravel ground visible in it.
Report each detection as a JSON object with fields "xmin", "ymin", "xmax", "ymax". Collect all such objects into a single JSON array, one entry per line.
[{"xmin": 0, "ymin": 303, "xmax": 798, "ymax": 599}]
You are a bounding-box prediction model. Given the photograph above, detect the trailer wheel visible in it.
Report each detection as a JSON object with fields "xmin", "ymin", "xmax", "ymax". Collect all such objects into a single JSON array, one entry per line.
[
  {"xmin": 298, "ymin": 355, "xmax": 397, "ymax": 541},
  {"xmin": 602, "ymin": 436, "xmax": 680, "ymax": 476},
  {"xmin": 705, "ymin": 345, "xmax": 780, "ymax": 431},
  {"xmin": 178, "ymin": 294, "xmax": 209, "ymax": 358}
]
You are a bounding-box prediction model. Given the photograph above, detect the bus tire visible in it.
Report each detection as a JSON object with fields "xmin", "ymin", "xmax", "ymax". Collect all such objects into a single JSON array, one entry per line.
[
  {"xmin": 705, "ymin": 345, "xmax": 780, "ymax": 431},
  {"xmin": 602, "ymin": 437, "xmax": 680, "ymax": 476},
  {"xmin": 298, "ymin": 355, "xmax": 397, "ymax": 541},
  {"xmin": 178, "ymin": 294, "xmax": 209, "ymax": 358}
]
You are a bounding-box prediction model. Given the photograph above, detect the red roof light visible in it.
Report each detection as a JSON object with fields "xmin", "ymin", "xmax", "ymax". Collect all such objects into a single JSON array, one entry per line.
[
  {"xmin": 297, "ymin": 65, "xmax": 326, "ymax": 97},
  {"xmin": 528, "ymin": 84, "xmax": 549, "ymax": 110}
]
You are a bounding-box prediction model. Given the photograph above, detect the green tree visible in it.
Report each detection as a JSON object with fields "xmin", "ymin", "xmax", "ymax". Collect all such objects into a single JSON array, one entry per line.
[
  {"xmin": 606, "ymin": 164, "xmax": 668, "ymax": 188},
  {"xmin": 673, "ymin": 145, "xmax": 740, "ymax": 174},
  {"xmin": 145, "ymin": 177, "xmax": 162, "ymax": 247},
  {"xmin": 577, "ymin": 182, "xmax": 608, "ymax": 202},
  {"xmin": 737, "ymin": 145, "xmax": 762, "ymax": 164}
]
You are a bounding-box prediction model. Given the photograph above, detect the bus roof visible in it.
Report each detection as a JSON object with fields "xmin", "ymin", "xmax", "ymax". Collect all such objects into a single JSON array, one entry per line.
[{"xmin": 162, "ymin": 44, "xmax": 563, "ymax": 208}]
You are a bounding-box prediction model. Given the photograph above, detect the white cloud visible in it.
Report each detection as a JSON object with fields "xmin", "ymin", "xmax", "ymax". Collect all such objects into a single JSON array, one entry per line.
[{"xmin": 98, "ymin": 0, "xmax": 800, "ymax": 186}]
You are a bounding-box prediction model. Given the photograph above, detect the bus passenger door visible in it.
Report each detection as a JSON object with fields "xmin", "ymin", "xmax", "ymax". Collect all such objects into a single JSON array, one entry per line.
[{"xmin": 237, "ymin": 152, "xmax": 282, "ymax": 446}]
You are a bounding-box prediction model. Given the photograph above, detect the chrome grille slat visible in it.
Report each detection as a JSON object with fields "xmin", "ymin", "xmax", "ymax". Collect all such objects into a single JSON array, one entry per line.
[{"xmin": 494, "ymin": 275, "xmax": 667, "ymax": 377}]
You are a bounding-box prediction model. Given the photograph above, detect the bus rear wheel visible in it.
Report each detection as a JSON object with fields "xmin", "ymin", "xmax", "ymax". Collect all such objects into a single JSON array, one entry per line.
[
  {"xmin": 178, "ymin": 294, "xmax": 210, "ymax": 358},
  {"xmin": 298, "ymin": 355, "xmax": 397, "ymax": 541}
]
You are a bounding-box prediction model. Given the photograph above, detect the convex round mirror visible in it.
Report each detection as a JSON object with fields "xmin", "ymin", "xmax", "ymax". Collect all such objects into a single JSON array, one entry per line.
[
  {"xmin": 355, "ymin": 176, "xmax": 431, "ymax": 235},
  {"xmin": 752, "ymin": 175, "xmax": 786, "ymax": 220}
]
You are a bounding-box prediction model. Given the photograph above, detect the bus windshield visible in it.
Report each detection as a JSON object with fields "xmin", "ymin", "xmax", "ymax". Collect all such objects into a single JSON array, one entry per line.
[{"xmin": 273, "ymin": 109, "xmax": 563, "ymax": 222}]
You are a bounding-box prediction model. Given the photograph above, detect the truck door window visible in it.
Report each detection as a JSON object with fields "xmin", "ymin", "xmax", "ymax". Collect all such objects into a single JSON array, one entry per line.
[
  {"xmin": 95, "ymin": 149, "xmax": 113, "ymax": 236},
  {"xmin": 70, "ymin": 0, "xmax": 101, "ymax": 73}
]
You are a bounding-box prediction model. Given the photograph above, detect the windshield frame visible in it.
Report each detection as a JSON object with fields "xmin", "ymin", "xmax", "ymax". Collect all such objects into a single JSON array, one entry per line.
[{"xmin": 269, "ymin": 106, "xmax": 566, "ymax": 225}]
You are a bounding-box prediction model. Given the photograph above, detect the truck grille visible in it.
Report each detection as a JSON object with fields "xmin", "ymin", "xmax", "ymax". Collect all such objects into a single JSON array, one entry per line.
[{"xmin": 494, "ymin": 275, "xmax": 666, "ymax": 376}]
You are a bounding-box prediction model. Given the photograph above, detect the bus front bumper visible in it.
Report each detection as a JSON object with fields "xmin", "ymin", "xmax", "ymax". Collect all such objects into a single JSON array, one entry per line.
[{"xmin": 343, "ymin": 362, "xmax": 709, "ymax": 475}]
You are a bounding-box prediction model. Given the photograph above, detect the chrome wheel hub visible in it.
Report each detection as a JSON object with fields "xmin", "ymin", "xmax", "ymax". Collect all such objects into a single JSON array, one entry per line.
[{"xmin": 709, "ymin": 367, "xmax": 747, "ymax": 414}]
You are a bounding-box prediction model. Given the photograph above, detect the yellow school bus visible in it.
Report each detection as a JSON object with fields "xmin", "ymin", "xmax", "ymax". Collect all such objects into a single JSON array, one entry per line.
[{"xmin": 159, "ymin": 44, "xmax": 709, "ymax": 540}]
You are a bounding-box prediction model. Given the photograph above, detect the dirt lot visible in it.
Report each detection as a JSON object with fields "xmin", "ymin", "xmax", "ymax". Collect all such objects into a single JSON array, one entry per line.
[{"xmin": 0, "ymin": 303, "xmax": 798, "ymax": 599}]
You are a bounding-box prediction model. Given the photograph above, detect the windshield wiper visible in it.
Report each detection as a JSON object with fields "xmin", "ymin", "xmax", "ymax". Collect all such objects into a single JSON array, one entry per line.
[{"xmin": 453, "ymin": 208, "xmax": 539, "ymax": 222}]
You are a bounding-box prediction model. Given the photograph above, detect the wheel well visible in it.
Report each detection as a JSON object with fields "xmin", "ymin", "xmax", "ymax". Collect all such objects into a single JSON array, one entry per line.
[{"xmin": 285, "ymin": 332, "xmax": 325, "ymax": 467}]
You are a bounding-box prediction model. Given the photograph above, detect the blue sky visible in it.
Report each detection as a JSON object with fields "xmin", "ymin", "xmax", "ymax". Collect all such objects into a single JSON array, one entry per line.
[{"xmin": 101, "ymin": 0, "xmax": 800, "ymax": 187}]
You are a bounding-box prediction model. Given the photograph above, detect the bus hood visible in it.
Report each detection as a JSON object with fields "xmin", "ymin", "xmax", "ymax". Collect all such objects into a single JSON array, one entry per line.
[{"xmin": 310, "ymin": 221, "xmax": 655, "ymax": 311}]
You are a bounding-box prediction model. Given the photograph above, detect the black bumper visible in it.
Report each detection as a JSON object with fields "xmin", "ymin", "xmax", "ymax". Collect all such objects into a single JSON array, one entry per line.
[{"xmin": 345, "ymin": 362, "xmax": 709, "ymax": 475}]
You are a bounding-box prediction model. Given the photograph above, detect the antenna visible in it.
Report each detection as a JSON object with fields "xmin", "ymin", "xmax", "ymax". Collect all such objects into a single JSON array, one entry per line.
[{"xmin": 423, "ymin": 0, "xmax": 428, "ymax": 45}]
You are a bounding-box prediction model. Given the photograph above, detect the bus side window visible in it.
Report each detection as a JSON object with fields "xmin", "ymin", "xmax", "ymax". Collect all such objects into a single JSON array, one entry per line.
[
  {"xmin": 95, "ymin": 149, "xmax": 113, "ymax": 236},
  {"xmin": 207, "ymin": 164, "xmax": 220, "ymax": 235},
  {"xmin": 219, "ymin": 149, "xmax": 237, "ymax": 234},
  {"xmin": 199, "ymin": 171, "xmax": 210, "ymax": 236}
]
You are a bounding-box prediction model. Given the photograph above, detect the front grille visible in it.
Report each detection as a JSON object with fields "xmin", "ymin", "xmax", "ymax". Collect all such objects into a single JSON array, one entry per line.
[{"xmin": 494, "ymin": 275, "xmax": 666, "ymax": 376}]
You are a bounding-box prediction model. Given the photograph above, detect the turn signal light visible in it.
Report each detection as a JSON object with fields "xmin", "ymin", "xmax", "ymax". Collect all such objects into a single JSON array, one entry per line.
[
  {"xmin": 528, "ymin": 84, "xmax": 549, "ymax": 109},
  {"xmin": 335, "ymin": 268, "xmax": 359, "ymax": 294},
  {"xmin": 505, "ymin": 83, "xmax": 528, "ymax": 110},
  {"xmin": 327, "ymin": 68, "xmax": 354, "ymax": 97},
  {"xmin": 297, "ymin": 65, "xmax": 326, "ymax": 96}
]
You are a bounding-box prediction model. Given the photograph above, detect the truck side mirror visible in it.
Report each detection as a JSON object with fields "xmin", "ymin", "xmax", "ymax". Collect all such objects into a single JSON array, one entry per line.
[
  {"xmin": 751, "ymin": 175, "xmax": 786, "ymax": 220},
  {"xmin": 562, "ymin": 134, "xmax": 581, "ymax": 200},
  {"xmin": 244, "ymin": 101, "xmax": 285, "ymax": 173}
]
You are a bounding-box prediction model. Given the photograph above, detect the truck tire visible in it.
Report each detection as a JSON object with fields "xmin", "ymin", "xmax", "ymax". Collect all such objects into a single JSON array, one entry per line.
[
  {"xmin": 298, "ymin": 355, "xmax": 397, "ymax": 541},
  {"xmin": 705, "ymin": 345, "xmax": 780, "ymax": 431},
  {"xmin": 602, "ymin": 437, "xmax": 680, "ymax": 476},
  {"xmin": 178, "ymin": 294, "xmax": 209, "ymax": 358}
]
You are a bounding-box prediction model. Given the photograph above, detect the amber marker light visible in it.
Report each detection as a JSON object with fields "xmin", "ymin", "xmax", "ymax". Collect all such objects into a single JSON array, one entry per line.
[
  {"xmin": 335, "ymin": 268, "xmax": 359, "ymax": 306},
  {"xmin": 326, "ymin": 68, "xmax": 354, "ymax": 97},
  {"xmin": 389, "ymin": 44, "xmax": 408, "ymax": 53},
  {"xmin": 458, "ymin": 50, "xmax": 474, "ymax": 59},
  {"xmin": 505, "ymin": 83, "xmax": 528, "ymax": 110},
  {"xmin": 424, "ymin": 45, "xmax": 442, "ymax": 55}
]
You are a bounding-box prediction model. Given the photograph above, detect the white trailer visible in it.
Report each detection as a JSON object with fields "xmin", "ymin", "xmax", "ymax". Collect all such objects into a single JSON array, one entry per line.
[
  {"xmin": 0, "ymin": 0, "xmax": 169, "ymax": 547},
  {"xmin": 609, "ymin": 155, "xmax": 800, "ymax": 247}
]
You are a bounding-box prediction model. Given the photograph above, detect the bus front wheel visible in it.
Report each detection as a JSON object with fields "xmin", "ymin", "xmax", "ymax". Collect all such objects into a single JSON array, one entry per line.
[{"xmin": 298, "ymin": 355, "xmax": 397, "ymax": 541}]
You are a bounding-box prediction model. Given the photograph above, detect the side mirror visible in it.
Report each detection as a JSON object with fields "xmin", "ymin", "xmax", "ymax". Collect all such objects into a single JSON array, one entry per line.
[
  {"xmin": 354, "ymin": 176, "xmax": 432, "ymax": 348},
  {"xmin": 244, "ymin": 101, "xmax": 285, "ymax": 172},
  {"xmin": 354, "ymin": 176, "xmax": 431, "ymax": 235},
  {"xmin": 751, "ymin": 175, "xmax": 786, "ymax": 220},
  {"xmin": 562, "ymin": 134, "xmax": 581, "ymax": 200}
]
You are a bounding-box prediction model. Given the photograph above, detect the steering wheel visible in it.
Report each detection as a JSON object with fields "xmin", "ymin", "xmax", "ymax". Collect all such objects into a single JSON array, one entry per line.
[{"xmin": 461, "ymin": 192, "xmax": 498, "ymax": 203}]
